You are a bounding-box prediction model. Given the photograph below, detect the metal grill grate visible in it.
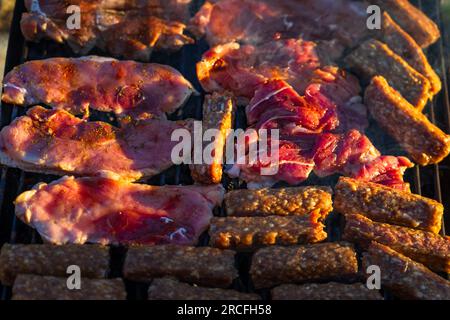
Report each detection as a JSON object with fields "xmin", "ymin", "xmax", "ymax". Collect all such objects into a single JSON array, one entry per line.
[{"xmin": 0, "ymin": 0, "xmax": 449, "ymax": 300}]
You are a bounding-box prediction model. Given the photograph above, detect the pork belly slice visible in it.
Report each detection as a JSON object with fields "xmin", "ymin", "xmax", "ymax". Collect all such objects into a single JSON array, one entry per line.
[
  {"xmin": 271, "ymin": 283, "xmax": 382, "ymax": 300},
  {"xmin": 15, "ymin": 176, "xmax": 224, "ymax": 246},
  {"xmin": 0, "ymin": 106, "xmax": 191, "ymax": 181},
  {"xmin": 344, "ymin": 214, "xmax": 450, "ymax": 273},
  {"xmin": 148, "ymin": 278, "xmax": 260, "ymax": 300},
  {"xmin": 190, "ymin": 92, "xmax": 235, "ymax": 185},
  {"xmin": 250, "ymin": 242, "xmax": 358, "ymax": 289},
  {"xmin": 190, "ymin": 0, "xmax": 368, "ymax": 50},
  {"xmin": 345, "ymin": 39, "xmax": 432, "ymax": 110},
  {"xmin": 365, "ymin": 76, "xmax": 450, "ymax": 166},
  {"xmin": 335, "ymin": 177, "xmax": 444, "ymax": 234},
  {"xmin": 0, "ymin": 244, "xmax": 109, "ymax": 286},
  {"xmin": 371, "ymin": 0, "xmax": 440, "ymax": 48},
  {"xmin": 377, "ymin": 12, "xmax": 441, "ymax": 95},
  {"xmin": 224, "ymin": 186, "xmax": 333, "ymax": 219},
  {"xmin": 2, "ymin": 56, "xmax": 195, "ymax": 120},
  {"xmin": 21, "ymin": 0, "xmax": 194, "ymax": 59},
  {"xmin": 209, "ymin": 214, "xmax": 327, "ymax": 250},
  {"xmin": 362, "ymin": 242, "xmax": 450, "ymax": 300},
  {"xmin": 124, "ymin": 245, "xmax": 237, "ymax": 288},
  {"xmin": 12, "ymin": 275, "xmax": 126, "ymax": 300}
]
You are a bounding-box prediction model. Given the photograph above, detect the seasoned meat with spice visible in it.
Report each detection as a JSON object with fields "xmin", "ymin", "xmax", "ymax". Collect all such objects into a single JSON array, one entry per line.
[
  {"xmin": 15, "ymin": 176, "xmax": 224, "ymax": 246},
  {"xmin": 335, "ymin": 177, "xmax": 444, "ymax": 234},
  {"xmin": 345, "ymin": 39, "xmax": 432, "ymax": 110},
  {"xmin": 224, "ymin": 186, "xmax": 333, "ymax": 219},
  {"xmin": 148, "ymin": 278, "xmax": 260, "ymax": 300},
  {"xmin": 190, "ymin": 93, "xmax": 235, "ymax": 184},
  {"xmin": 0, "ymin": 106, "xmax": 192, "ymax": 181},
  {"xmin": 209, "ymin": 214, "xmax": 327, "ymax": 250},
  {"xmin": 12, "ymin": 275, "xmax": 126, "ymax": 300},
  {"xmin": 372, "ymin": 0, "xmax": 440, "ymax": 48},
  {"xmin": 21, "ymin": 0, "xmax": 194, "ymax": 60},
  {"xmin": 124, "ymin": 246, "xmax": 238, "ymax": 288},
  {"xmin": 0, "ymin": 244, "xmax": 109, "ymax": 286},
  {"xmin": 2, "ymin": 57, "xmax": 195, "ymax": 120},
  {"xmin": 271, "ymin": 282, "xmax": 382, "ymax": 300},
  {"xmin": 250, "ymin": 242, "xmax": 358, "ymax": 289},
  {"xmin": 362, "ymin": 242, "xmax": 450, "ymax": 300},
  {"xmin": 344, "ymin": 214, "xmax": 450, "ymax": 273},
  {"xmin": 365, "ymin": 76, "xmax": 450, "ymax": 166}
]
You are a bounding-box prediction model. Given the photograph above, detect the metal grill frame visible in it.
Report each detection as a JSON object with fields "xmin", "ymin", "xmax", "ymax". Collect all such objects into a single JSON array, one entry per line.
[{"xmin": 0, "ymin": 0, "xmax": 449, "ymax": 300}]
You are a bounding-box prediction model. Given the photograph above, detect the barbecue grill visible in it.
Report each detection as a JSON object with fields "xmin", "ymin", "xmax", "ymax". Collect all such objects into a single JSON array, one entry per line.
[{"xmin": 0, "ymin": 0, "xmax": 449, "ymax": 300}]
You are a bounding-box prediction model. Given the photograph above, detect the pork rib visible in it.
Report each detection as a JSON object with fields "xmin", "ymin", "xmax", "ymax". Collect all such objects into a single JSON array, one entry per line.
[{"xmin": 15, "ymin": 176, "xmax": 224, "ymax": 246}]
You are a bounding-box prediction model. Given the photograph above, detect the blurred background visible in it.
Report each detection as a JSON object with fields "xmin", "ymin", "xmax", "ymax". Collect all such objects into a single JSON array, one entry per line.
[{"xmin": 0, "ymin": 0, "xmax": 449, "ymax": 81}]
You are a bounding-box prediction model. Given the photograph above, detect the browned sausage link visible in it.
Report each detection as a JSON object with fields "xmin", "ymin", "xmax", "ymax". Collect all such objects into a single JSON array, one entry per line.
[
  {"xmin": 271, "ymin": 282, "xmax": 382, "ymax": 300},
  {"xmin": 148, "ymin": 278, "xmax": 260, "ymax": 300},
  {"xmin": 362, "ymin": 242, "xmax": 450, "ymax": 300},
  {"xmin": 0, "ymin": 244, "xmax": 110, "ymax": 286},
  {"xmin": 365, "ymin": 76, "xmax": 450, "ymax": 166},
  {"xmin": 190, "ymin": 92, "xmax": 235, "ymax": 184},
  {"xmin": 123, "ymin": 245, "xmax": 238, "ymax": 288},
  {"xmin": 209, "ymin": 214, "xmax": 327, "ymax": 250},
  {"xmin": 224, "ymin": 186, "xmax": 333, "ymax": 219},
  {"xmin": 344, "ymin": 214, "xmax": 450, "ymax": 273},
  {"xmin": 12, "ymin": 275, "xmax": 126, "ymax": 300},
  {"xmin": 250, "ymin": 242, "xmax": 358, "ymax": 289},
  {"xmin": 335, "ymin": 177, "xmax": 444, "ymax": 234},
  {"xmin": 345, "ymin": 39, "xmax": 431, "ymax": 110}
]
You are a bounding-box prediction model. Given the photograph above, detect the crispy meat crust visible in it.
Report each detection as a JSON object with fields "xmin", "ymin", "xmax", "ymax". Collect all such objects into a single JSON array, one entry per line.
[
  {"xmin": 0, "ymin": 244, "xmax": 109, "ymax": 286},
  {"xmin": 335, "ymin": 177, "xmax": 444, "ymax": 234},
  {"xmin": 345, "ymin": 39, "xmax": 431, "ymax": 110},
  {"xmin": 209, "ymin": 214, "xmax": 327, "ymax": 250},
  {"xmin": 372, "ymin": 0, "xmax": 440, "ymax": 48},
  {"xmin": 344, "ymin": 214, "xmax": 450, "ymax": 273},
  {"xmin": 362, "ymin": 242, "xmax": 450, "ymax": 300},
  {"xmin": 148, "ymin": 278, "xmax": 260, "ymax": 300},
  {"xmin": 123, "ymin": 245, "xmax": 238, "ymax": 288},
  {"xmin": 12, "ymin": 275, "xmax": 126, "ymax": 300},
  {"xmin": 365, "ymin": 76, "xmax": 450, "ymax": 166},
  {"xmin": 190, "ymin": 93, "xmax": 235, "ymax": 184},
  {"xmin": 224, "ymin": 187, "xmax": 333, "ymax": 219},
  {"xmin": 271, "ymin": 282, "xmax": 382, "ymax": 300},
  {"xmin": 250, "ymin": 242, "xmax": 358, "ymax": 289},
  {"xmin": 378, "ymin": 12, "xmax": 441, "ymax": 94}
]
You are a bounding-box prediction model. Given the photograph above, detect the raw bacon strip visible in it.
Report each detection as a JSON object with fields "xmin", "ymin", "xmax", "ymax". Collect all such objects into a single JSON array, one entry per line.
[
  {"xmin": 362, "ymin": 242, "xmax": 450, "ymax": 300},
  {"xmin": 344, "ymin": 214, "xmax": 450, "ymax": 273},
  {"xmin": 224, "ymin": 187, "xmax": 333, "ymax": 219},
  {"xmin": 0, "ymin": 106, "xmax": 191, "ymax": 181},
  {"xmin": 209, "ymin": 214, "xmax": 327, "ymax": 250},
  {"xmin": 15, "ymin": 176, "xmax": 224, "ymax": 246},
  {"xmin": 2, "ymin": 57, "xmax": 195, "ymax": 120},
  {"xmin": 12, "ymin": 275, "xmax": 126, "ymax": 300},
  {"xmin": 365, "ymin": 76, "xmax": 450, "ymax": 166},
  {"xmin": 148, "ymin": 278, "xmax": 260, "ymax": 300},
  {"xmin": 0, "ymin": 244, "xmax": 109, "ymax": 286},
  {"xmin": 124, "ymin": 245, "xmax": 237, "ymax": 288},
  {"xmin": 271, "ymin": 283, "xmax": 382, "ymax": 300},
  {"xmin": 335, "ymin": 177, "xmax": 444, "ymax": 234},
  {"xmin": 250, "ymin": 242, "xmax": 358, "ymax": 289},
  {"xmin": 21, "ymin": 0, "xmax": 194, "ymax": 59}
]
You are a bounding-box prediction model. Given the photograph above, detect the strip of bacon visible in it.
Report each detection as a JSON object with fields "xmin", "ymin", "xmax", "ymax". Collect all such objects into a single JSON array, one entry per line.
[
  {"xmin": 0, "ymin": 106, "xmax": 191, "ymax": 181},
  {"xmin": 2, "ymin": 56, "xmax": 195, "ymax": 120},
  {"xmin": 15, "ymin": 176, "xmax": 224, "ymax": 246}
]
